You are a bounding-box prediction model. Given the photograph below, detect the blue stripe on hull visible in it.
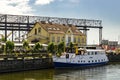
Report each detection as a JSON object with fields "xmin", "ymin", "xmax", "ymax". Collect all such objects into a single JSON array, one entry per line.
[{"xmin": 53, "ymin": 61, "xmax": 108, "ymax": 68}]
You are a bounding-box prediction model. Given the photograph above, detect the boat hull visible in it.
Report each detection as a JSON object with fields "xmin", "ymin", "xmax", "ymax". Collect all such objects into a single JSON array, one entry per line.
[{"xmin": 53, "ymin": 61, "xmax": 108, "ymax": 68}]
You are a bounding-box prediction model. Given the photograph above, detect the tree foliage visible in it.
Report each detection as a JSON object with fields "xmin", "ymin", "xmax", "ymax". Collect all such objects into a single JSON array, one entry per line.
[
  {"xmin": 6, "ymin": 40, "xmax": 14, "ymax": 54},
  {"xmin": 33, "ymin": 42, "xmax": 43, "ymax": 53},
  {"xmin": 57, "ymin": 42, "xmax": 65, "ymax": 56},
  {"xmin": 0, "ymin": 36, "xmax": 5, "ymax": 42},
  {"xmin": 1, "ymin": 37, "xmax": 5, "ymax": 42},
  {"xmin": 58, "ymin": 42, "xmax": 65, "ymax": 53},
  {"xmin": 69, "ymin": 42, "xmax": 74, "ymax": 53},
  {"xmin": 22, "ymin": 40, "xmax": 30, "ymax": 54},
  {"xmin": 47, "ymin": 42, "xmax": 55, "ymax": 54}
]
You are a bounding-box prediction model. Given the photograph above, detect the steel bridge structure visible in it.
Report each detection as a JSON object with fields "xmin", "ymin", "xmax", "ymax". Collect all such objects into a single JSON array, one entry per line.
[{"xmin": 0, "ymin": 14, "xmax": 102, "ymax": 44}]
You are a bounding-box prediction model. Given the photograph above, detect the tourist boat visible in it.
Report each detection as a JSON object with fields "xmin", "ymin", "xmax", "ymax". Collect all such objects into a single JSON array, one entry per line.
[{"xmin": 53, "ymin": 46, "xmax": 109, "ymax": 68}]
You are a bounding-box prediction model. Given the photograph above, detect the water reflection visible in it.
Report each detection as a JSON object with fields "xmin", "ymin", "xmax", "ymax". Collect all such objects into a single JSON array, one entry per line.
[
  {"xmin": 0, "ymin": 64, "xmax": 120, "ymax": 80},
  {"xmin": 0, "ymin": 69, "xmax": 54, "ymax": 80},
  {"xmin": 54, "ymin": 66, "xmax": 107, "ymax": 80}
]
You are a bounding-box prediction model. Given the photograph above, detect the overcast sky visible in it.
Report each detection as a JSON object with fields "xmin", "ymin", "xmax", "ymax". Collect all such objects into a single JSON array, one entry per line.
[{"xmin": 0, "ymin": 0, "xmax": 119, "ymax": 44}]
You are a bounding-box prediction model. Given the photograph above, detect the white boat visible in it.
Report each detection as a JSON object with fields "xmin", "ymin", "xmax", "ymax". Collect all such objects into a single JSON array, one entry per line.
[{"xmin": 53, "ymin": 47, "xmax": 109, "ymax": 68}]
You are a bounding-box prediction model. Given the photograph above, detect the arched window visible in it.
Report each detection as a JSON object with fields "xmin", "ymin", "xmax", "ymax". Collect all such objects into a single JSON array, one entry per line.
[{"xmin": 35, "ymin": 28, "xmax": 37, "ymax": 35}]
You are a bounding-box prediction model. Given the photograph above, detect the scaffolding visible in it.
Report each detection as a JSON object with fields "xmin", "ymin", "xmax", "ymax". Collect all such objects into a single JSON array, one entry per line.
[{"xmin": 0, "ymin": 14, "xmax": 102, "ymax": 44}]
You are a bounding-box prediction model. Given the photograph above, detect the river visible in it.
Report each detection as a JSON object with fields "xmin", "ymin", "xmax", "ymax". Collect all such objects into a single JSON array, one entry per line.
[{"xmin": 0, "ymin": 64, "xmax": 120, "ymax": 80}]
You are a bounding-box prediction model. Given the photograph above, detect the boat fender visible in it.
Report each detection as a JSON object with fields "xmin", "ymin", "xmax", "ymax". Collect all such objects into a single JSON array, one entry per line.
[{"xmin": 66, "ymin": 54, "xmax": 69, "ymax": 58}]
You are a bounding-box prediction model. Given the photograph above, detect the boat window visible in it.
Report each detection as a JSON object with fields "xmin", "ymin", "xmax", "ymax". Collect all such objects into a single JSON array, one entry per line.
[
  {"xmin": 66, "ymin": 54, "xmax": 69, "ymax": 58},
  {"xmin": 78, "ymin": 51, "xmax": 81, "ymax": 55},
  {"xmin": 95, "ymin": 52, "xmax": 97, "ymax": 55},
  {"xmin": 88, "ymin": 52, "xmax": 90, "ymax": 55},
  {"xmin": 82, "ymin": 52, "xmax": 85, "ymax": 55},
  {"xmin": 91, "ymin": 52, "xmax": 94, "ymax": 55},
  {"xmin": 81, "ymin": 51, "xmax": 85, "ymax": 55},
  {"xmin": 95, "ymin": 60, "xmax": 97, "ymax": 62},
  {"xmin": 78, "ymin": 60, "xmax": 80, "ymax": 62},
  {"xmin": 88, "ymin": 61, "xmax": 90, "ymax": 63},
  {"xmin": 101, "ymin": 59, "xmax": 103, "ymax": 62},
  {"xmin": 92, "ymin": 60, "xmax": 94, "ymax": 62},
  {"xmin": 98, "ymin": 60, "xmax": 100, "ymax": 62}
]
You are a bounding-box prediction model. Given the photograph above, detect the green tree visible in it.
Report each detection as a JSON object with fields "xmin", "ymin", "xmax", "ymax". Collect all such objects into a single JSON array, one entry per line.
[
  {"xmin": 0, "ymin": 36, "xmax": 5, "ymax": 42},
  {"xmin": 69, "ymin": 42, "xmax": 74, "ymax": 53},
  {"xmin": 33, "ymin": 42, "xmax": 43, "ymax": 53},
  {"xmin": 22, "ymin": 40, "xmax": 30, "ymax": 54},
  {"xmin": 1, "ymin": 37, "xmax": 5, "ymax": 42},
  {"xmin": 47, "ymin": 43, "xmax": 55, "ymax": 54},
  {"xmin": 57, "ymin": 42, "xmax": 65, "ymax": 56},
  {"xmin": 6, "ymin": 40, "xmax": 14, "ymax": 55}
]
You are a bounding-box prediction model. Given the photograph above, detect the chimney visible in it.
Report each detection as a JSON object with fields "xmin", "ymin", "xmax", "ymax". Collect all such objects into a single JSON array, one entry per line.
[
  {"xmin": 48, "ymin": 22, "xmax": 53, "ymax": 25},
  {"xmin": 63, "ymin": 24, "xmax": 66, "ymax": 26},
  {"xmin": 41, "ymin": 21, "xmax": 46, "ymax": 24},
  {"xmin": 68, "ymin": 24, "xmax": 72, "ymax": 27}
]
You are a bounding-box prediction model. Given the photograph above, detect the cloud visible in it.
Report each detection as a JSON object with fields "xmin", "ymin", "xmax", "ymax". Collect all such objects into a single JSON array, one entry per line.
[
  {"xmin": 35, "ymin": 0, "xmax": 54, "ymax": 5},
  {"xmin": 58, "ymin": 0, "xmax": 80, "ymax": 4},
  {"xmin": 0, "ymin": 0, "xmax": 34, "ymax": 15},
  {"xmin": 69, "ymin": 0, "xmax": 80, "ymax": 3},
  {"xmin": 0, "ymin": 0, "xmax": 81, "ymax": 15}
]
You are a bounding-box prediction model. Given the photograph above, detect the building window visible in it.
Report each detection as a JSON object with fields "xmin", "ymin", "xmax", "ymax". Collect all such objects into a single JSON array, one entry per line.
[
  {"xmin": 57, "ymin": 36, "xmax": 60, "ymax": 43},
  {"xmin": 68, "ymin": 31, "xmax": 70, "ymax": 33},
  {"xmin": 82, "ymin": 38, "xmax": 84, "ymax": 43},
  {"xmin": 74, "ymin": 37, "xmax": 76, "ymax": 43},
  {"xmin": 68, "ymin": 37, "xmax": 71, "ymax": 43},
  {"xmin": 52, "ymin": 36, "xmax": 55, "ymax": 42},
  {"xmin": 35, "ymin": 28, "xmax": 37, "ymax": 35},
  {"xmin": 78, "ymin": 37, "xmax": 80, "ymax": 43},
  {"xmin": 38, "ymin": 27, "xmax": 41, "ymax": 33},
  {"xmin": 61, "ymin": 36, "xmax": 64, "ymax": 41}
]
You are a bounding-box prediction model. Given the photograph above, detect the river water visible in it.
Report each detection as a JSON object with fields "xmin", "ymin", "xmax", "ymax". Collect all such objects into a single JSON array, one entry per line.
[{"xmin": 0, "ymin": 64, "xmax": 120, "ymax": 80}]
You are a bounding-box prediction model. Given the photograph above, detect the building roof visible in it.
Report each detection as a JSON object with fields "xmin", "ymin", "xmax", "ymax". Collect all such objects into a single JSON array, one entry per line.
[
  {"xmin": 70, "ymin": 25, "xmax": 84, "ymax": 35},
  {"xmin": 35, "ymin": 22, "xmax": 85, "ymax": 36},
  {"xmin": 38, "ymin": 22, "xmax": 68, "ymax": 34}
]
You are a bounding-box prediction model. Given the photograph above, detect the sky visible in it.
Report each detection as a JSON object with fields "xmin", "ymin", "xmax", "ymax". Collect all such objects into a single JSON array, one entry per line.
[{"xmin": 0, "ymin": 0, "xmax": 119, "ymax": 44}]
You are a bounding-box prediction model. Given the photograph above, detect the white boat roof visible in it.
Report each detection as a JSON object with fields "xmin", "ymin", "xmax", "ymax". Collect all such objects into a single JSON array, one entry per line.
[
  {"xmin": 0, "ymin": 42, "xmax": 48, "ymax": 47},
  {"xmin": 86, "ymin": 49, "xmax": 105, "ymax": 52}
]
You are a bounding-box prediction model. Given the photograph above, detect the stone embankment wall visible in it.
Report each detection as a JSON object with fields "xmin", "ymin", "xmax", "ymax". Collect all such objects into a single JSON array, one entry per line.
[
  {"xmin": 0, "ymin": 54, "xmax": 53, "ymax": 73},
  {"xmin": 107, "ymin": 52, "xmax": 120, "ymax": 62}
]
